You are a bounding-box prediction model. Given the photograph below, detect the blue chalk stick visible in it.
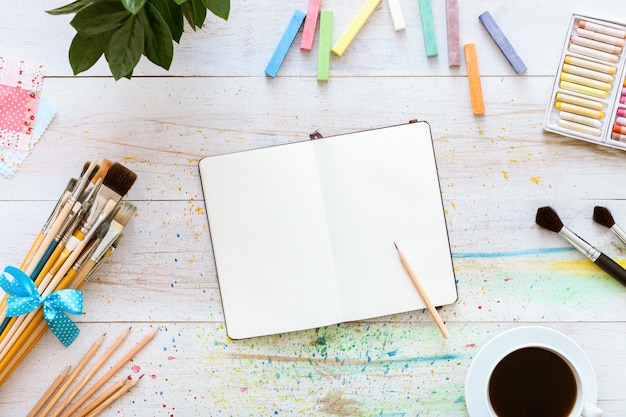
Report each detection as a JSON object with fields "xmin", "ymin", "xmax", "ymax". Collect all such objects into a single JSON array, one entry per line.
[
  {"xmin": 265, "ymin": 10, "xmax": 306, "ymax": 78},
  {"xmin": 479, "ymin": 11, "xmax": 527, "ymax": 74}
]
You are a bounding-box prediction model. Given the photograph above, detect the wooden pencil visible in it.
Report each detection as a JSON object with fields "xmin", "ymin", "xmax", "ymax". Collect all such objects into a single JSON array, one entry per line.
[
  {"xmin": 394, "ymin": 243, "xmax": 450, "ymax": 338},
  {"xmin": 52, "ymin": 327, "xmax": 132, "ymax": 417},
  {"xmin": 26, "ymin": 366, "xmax": 71, "ymax": 417},
  {"xmin": 59, "ymin": 328, "xmax": 159, "ymax": 417},
  {"xmin": 73, "ymin": 376, "xmax": 128, "ymax": 417},
  {"xmin": 83, "ymin": 375, "xmax": 144, "ymax": 417},
  {"xmin": 40, "ymin": 334, "xmax": 106, "ymax": 417}
]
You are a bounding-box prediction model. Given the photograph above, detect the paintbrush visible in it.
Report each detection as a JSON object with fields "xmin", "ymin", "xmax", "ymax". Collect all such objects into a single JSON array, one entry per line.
[
  {"xmin": 593, "ymin": 206, "xmax": 626, "ymax": 246},
  {"xmin": 92, "ymin": 162, "xmax": 137, "ymax": 212},
  {"xmin": 70, "ymin": 202, "xmax": 136, "ymax": 289},
  {"xmin": 25, "ymin": 160, "xmax": 99, "ymax": 277},
  {"xmin": 535, "ymin": 206, "xmax": 626, "ymax": 287}
]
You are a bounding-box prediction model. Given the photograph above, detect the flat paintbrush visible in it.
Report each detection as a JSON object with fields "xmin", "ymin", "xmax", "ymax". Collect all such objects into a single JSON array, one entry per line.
[
  {"xmin": 593, "ymin": 206, "xmax": 626, "ymax": 247},
  {"xmin": 535, "ymin": 206, "xmax": 626, "ymax": 287}
]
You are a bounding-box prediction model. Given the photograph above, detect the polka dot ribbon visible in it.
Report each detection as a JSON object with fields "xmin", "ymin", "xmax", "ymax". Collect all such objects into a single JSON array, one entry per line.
[{"xmin": 0, "ymin": 266, "xmax": 83, "ymax": 347}]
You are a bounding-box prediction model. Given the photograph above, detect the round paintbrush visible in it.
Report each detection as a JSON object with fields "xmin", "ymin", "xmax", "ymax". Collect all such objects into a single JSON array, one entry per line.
[{"xmin": 593, "ymin": 206, "xmax": 626, "ymax": 246}]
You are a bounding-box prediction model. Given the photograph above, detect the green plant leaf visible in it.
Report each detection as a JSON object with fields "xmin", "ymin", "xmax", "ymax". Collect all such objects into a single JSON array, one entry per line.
[
  {"xmin": 203, "ymin": 0, "xmax": 229, "ymax": 20},
  {"xmin": 181, "ymin": 0, "xmax": 206, "ymax": 29},
  {"xmin": 105, "ymin": 14, "xmax": 144, "ymax": 80},
  {"xmin": 138, "ymin": 3, "xmax": 174, "ymax": 70},
  {"xmin": 171, "ymin": 0, "xmax": 186, "ymax": 5},
  {"xmin": 121, "ymin": 0, "xmax": 147, "ymax": 14},
  {"xmin": 191, "ymin": 0, "xmax": 207, "ymax": 27},
  {"xmin": 68, "ymin": 32, "xmax": 106, "ymax": 74},
  {"xmin": 46, "ymin": 0, "xmax": 94, "ymax": 15},
  {"xmin": 71, "ymin": 2, "xmax": 131, "ymax": 35},
  {"xmin": 150, "ymin": 0, "xmax": 184, "ymax": 42}
]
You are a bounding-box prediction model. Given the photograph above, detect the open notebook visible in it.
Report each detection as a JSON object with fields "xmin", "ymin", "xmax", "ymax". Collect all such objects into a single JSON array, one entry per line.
[{"xmin": 199, "ymin": 121, "xmax": 457, "ymax": 339}]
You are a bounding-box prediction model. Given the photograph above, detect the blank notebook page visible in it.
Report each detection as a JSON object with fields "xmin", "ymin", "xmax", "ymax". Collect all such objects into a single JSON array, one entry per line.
[{"xmin": 199, "ymin": 122, "xmax": 457, "ymax": 339}]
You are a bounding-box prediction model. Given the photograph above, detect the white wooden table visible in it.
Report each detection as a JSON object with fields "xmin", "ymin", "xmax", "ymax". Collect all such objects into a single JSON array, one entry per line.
[{"xmin": 1, "ymin": 1, "xmax": 626, "ymax": 415}]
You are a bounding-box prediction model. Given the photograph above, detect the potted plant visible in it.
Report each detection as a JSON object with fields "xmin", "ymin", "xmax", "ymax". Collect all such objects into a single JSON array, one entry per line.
[{"xmin": 47, "ymin": 0, "xmax": 230, "ymax": 79}]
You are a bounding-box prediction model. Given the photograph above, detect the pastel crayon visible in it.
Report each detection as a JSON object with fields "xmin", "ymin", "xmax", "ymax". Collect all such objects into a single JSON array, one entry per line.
[
  {"xmin": 418, "ymin": 0, "xmax": 438, "ymax": 57},
  {"xmin": 622, "ymin": 96, "xmax": 626, "ymax": 104},
  {"xmin": 558, "ymin": 118, "xmax": 602, "ymax": 136},
  {"xmin": 579, "ymin": 20, "xmax": 626, "ymax": 39},
  {"xmin": 559, "ymin": 80, "xmax": 609, "ymax": 98},
  {"xmin": 464, "ymin": 43, "xmax": 484, "ymax": 115},
  {"xmin": 300, "ymin": 0, "xmax": 321, "ymax": 51},
  {"xmin": 615, "ymin": 116, "xmax": 626, "ymax": 126},
  {"xmin": 569, "ymin": 43, "xmax": 620, "ymax": 63},
  {"xmin": 265, "ymin": 10, "xmax": 306, "ymax": 78},
  {"xmin": 613, "ymin": 124, "xmax": 626, "ymax": 134},
  {"xmin": 577, "ymin": 28, "xmax": 625, "ymax": 47},
  {"xmin": 445, "ymin": 0, "xmax": 460, "ymax": 66},
  {"xmin": 332, "ymin": 0, "xmax": 382, "ymax": 57},
  {"xmin": 555, "ymin": 92, "xmax": 604, "ymax": 110},
  {"xmin": 317, "ymin": 10, "xmax": 333, "ymax": 81},
  {"xmin": 559, "ymin": 111, "xmax": 602, "ymax": 128},
  {"xmin": 560, "ymin": 73, "xmax": 612, "ymax": 91},
  {"xmin": 555, "ymin": 101, "xmax": 604, "ymax": 119},
  {"xmin": 564, "ymin": 55, "xmax": 616, "ymax": 74},
  {"xmin": 387, "ymin": 0, "xmax": 406, "ymax": 31},
  {"xmin": 622, "ymin": 87, "xmax": 626, "ymax": 95},
  {"xmin": 562, "ymin": 63, "xmax": 614, "ymax": 83},
  {"xmin": 478, "ymin": 11, "xmax": 526, "ymax": 74},
  {"xmin": 617, "ymin": 107, "xmax": 626, "ymax": 117},
  {"xmin": 570, "ymin": 36, "xmax": 622, "ymax": 55},
  {"xmin": 611, "ymin": 132, "xmax": 626, "ymax": 141}
]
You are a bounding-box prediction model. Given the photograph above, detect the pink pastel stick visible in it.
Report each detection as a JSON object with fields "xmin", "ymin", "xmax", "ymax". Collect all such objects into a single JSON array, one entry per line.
[
  {"xmin": 617, "ymin": 108, "xmax": 626, "ymax": 117},
  {"xmin": 445, "ymin": 0, "xmax": 460, "ymax": 66},
  {"xmin": 300, "ymin": 0, "xmax": 321, "ymax": 51}
]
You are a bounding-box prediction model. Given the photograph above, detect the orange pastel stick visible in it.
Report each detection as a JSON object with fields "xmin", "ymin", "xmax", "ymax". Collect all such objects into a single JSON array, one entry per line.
[{"xmin": 464, "ymin": 43, "xmax": 484, "ymax": 115}]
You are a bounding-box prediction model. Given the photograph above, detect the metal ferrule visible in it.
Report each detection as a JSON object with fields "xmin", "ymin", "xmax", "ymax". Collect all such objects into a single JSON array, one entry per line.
[
  {"xmin": 611, "ymin": 224, "xmax": 626, "ymax": 247},
  {"xmin": 558, "ymin": 226, "xmax": 600, "ymax": 261}
]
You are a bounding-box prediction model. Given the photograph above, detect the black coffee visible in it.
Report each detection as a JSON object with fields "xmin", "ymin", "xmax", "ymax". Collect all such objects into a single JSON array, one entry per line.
[{"xmin": 488, "ymin": 347, "xmax": 577, "ymax": 417}]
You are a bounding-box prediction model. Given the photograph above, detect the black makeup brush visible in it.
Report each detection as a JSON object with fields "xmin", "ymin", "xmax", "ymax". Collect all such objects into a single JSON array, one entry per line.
[
  {"xmin": 593, "ymin": 206, "xmax": 626, "ymax": 247},
  {"xmin": 535, "ymin": 206, "xmax": 626, "ymax": 287}
]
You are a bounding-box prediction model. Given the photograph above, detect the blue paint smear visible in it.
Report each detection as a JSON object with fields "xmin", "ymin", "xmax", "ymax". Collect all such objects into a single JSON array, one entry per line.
[
  {"xmin": 383, "ymin": 353, "xmax": 460, "ymax": 364},
  {"xmin": 453, "ymin": 247, "xmax": 571, "ymax": 259}
]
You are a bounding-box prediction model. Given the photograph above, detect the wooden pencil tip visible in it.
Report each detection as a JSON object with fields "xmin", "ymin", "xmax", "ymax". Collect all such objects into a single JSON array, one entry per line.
[{"xmin": 393, "ymin": 242, "xmax": 398, "ymax": 249}]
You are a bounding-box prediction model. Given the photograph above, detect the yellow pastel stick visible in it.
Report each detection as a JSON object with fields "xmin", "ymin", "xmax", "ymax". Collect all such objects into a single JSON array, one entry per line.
[
  {"xmin": 559, "ymin": 80, "xmax": 609, "ymax": 98},
  {"xmin": 560, "ymin": 73, "xmax": 612, "ymax": 91},
  {"xmin": 332, "ymin": 0, "xmax": 382, "ymax": 57},
  {"xmin": 562, "ymin": 63, "xmax": 614, "ymax": 83},
  {"xmin": 555, "ymin": 92, "xmax": 604, "ymax": 110},
  {"xmin": 564, "ymin": 55, "xmax": 616, "ymax": 75},
  {"xmin": 555, "ymin": 101, "xmax": 604, "ymax": 119}
]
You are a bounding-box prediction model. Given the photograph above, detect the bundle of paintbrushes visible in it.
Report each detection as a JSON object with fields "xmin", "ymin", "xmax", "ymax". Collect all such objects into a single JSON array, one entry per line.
[{"xmin": 0, "ymin": 159, "xmax": 138, "ymax": 386}]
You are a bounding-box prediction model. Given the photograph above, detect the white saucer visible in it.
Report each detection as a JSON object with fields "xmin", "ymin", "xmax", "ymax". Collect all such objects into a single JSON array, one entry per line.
[{"xmin": 465, "ymin": 326, "xmax": 598, "ymax": 416}]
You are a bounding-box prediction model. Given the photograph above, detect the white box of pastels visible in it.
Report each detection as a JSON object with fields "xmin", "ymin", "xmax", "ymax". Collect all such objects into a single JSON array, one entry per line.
[{"xmin": 544, "ymin": 14, "xmax": 626, "ymax": 150}]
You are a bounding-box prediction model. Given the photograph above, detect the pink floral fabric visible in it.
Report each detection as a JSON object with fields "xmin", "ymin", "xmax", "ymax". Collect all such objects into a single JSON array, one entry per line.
[{"xmin": 0, "ymin": 57, "xmax": 45, "ymax": 151}]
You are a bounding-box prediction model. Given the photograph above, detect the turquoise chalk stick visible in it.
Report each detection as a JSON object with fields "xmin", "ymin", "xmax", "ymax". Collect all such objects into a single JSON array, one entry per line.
[
  {"xmin": 265, "ymin": 10, "xmax": 306, "ymax": 78},
  {"xmin": 418, "ymin": 0, "xmax": 438, "ymax": 57}
]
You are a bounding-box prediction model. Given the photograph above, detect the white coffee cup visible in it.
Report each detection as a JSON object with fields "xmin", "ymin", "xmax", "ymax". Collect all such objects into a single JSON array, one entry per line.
[{"xmin": 484, "ymin": 343, "xmax": 603, "ymax": 417}]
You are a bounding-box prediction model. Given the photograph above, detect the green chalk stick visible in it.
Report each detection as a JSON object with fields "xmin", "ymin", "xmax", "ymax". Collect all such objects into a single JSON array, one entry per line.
[
  {"xmin": 317, "ymin": 10, "xmax": 333, "ymax": 81},
  {"xmin": 418, "ymin": 0, "xmax": 438, "ymax": 57}
]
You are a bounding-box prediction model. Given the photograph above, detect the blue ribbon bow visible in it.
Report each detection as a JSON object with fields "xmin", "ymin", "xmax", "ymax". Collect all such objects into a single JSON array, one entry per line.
[{"xmin": 0, "ymin": 266, "xmax": 83, "ymax": 347}]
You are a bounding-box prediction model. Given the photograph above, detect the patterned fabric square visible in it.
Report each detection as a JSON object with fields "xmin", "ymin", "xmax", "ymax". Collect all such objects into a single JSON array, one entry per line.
[
  {"xmin": 0, "ymin": 95, "xmax": 56, "ymax": 179},
  {"xmin": 0, "ymin": 57, "xmax": 45, "ymax": 151}
]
